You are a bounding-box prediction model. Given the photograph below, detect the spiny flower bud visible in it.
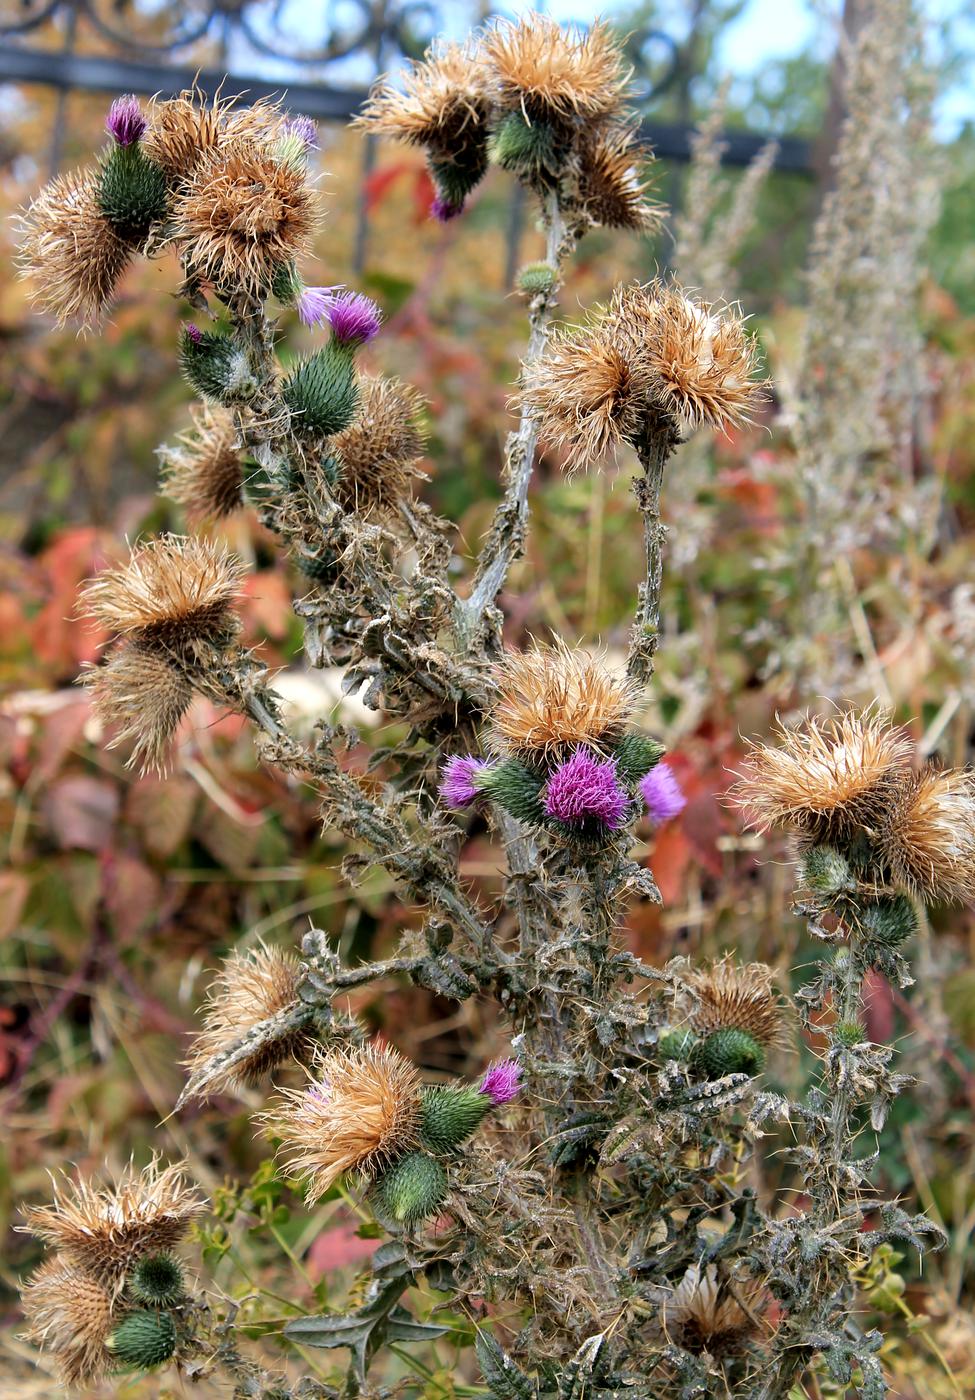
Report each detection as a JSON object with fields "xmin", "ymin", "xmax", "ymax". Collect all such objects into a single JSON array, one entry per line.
[
  {"xmin": 419, "ymin": 1085, "xmax": 492, "ymax": 1152},
  {"xmin": 178, "ymin": 325, "xmax": 258, "ymax": 405},
  {"xmin": 834, "ymin": 1020, "xmax": 867, "ymax": 1047},
  {"xmin": 860, "ymin": 895, "xmax": 918, "ymax": 947},
  {"xmin": 129, "ymin": 1252, "xmax": 185, "ymax": 1308},
  {"xmin": 282, "ymin": 340, "xmax": 359, "ymax": 438},
  {"xmin": 801, "ymin": 845, "xmax": 856, "ymax": 896},
  {"xmin": 489, "ymin": 110, "xmax": 558, "ymax": 179},
  {"xmin": 476, "ymin": 757, "xmax": 546, "ymax": 825},
  {"xmin": 658, "ymin": 1028, "xmax": 697, "ymax": 1061},
  {"xmin": 691, "ymin": 1027, "xmax": 766, "ymax": 1079},
  {"xmin": 612, "ymin": 732, "xmax": 666, "ymax": 786},
  {"xmin": 516, "ymin": 262, "xmax": 556, "ymax": 297},
  {"xmin": 98, "ymin": 140, "xmax": 168, "ymax": 244},
  {"xmin": 681, "ymin": 957, "xmax": 786, "ymax": 1053},
  {"xmin": 108, "ymin": 1309, "xmax": 177, "ymax": 1370},
  {"xmin": 374, "ymin": 1150, "xmax": 448, "ymax": 1226}
]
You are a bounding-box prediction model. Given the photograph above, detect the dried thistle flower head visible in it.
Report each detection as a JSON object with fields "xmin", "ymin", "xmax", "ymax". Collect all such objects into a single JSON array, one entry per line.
[
  {"xmin": 357, "ymin": 40, "xmax": 490, "ymax": 162},
  {"xmin": 681, "ymin": 957, "xmax": 786, "ymax": 1048},
  {"xmin": 81, "ymin": 534, "xmax": 244, "ymax": 651},
  {"xmin": 185, "ymin": 943, "xmax": 309, "ymax": 1095},
  {"xmin": 17, "ymin": 170, "xmax": 131, "ymax": 329},
  {"xmin": 663, "ymin": 1263, "xmax": 768, "ymax": 1356},
  {"xmin": 577, "ymin": 126, "xmax": 661, "ymax": 233},
  {"xmin": 331, "ymin": 374, "xmax": 429, "ymax": 517},
  {"xmin": 491, "ymin": 644, "xmax": 638, "ymax": 763},
  {"xmin": 21, "ymin": 1257, "xmax": 116, "ymax": 1387},
  {"xmin": 484, "ymin": 16, "xmax": 629, "ymax": 125},
  {"xmin": 143, "ymin": 89, "xmax": 284, "ymax": 183},
  {"xmin": 160, "ymin": 403, "xmax": 244, "ymax": 521},
  {"xmin": 173, "ymin": 141, "xmax": 318, "ymax": 298},
  {"xmin": 82, "ymin": 643, "xmax": 193, "ymax": 776},
  {"xmin": 21, "ymin": 1159, "xmax": 203, "ymax": 1284},
  {"xmin": 733, "ymin": 708, "xmax": 915, "ymax": 842},
  {"xmin": 263, "ymin": 1043, "xmax": 421, "ymax": 1203},
  {"xmin": 882, "ymin": 767, "xmax": 975, "ymax": 905}
]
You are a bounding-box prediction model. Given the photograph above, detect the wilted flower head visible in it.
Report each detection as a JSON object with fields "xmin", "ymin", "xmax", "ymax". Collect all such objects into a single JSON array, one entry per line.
[
  {"xmin": 106, "ymin": 94, "xmax": 147, "ymax": 147},
  {"xmin": 491, "ymin": 644, "xmax": 638, "ymax": 763},
  {"xmin": 184, "ymin": 943, "xmax": 310, "ymax": 1099},
  {"xmin": 682, "ymin": 957, "xmax": 786, "ymax": 1048},
  {"xmin": 483, "ymin": 16, "xmax": 628, "ymax": 126},
  {"xmin": 81, "ymin": 534, "xmax": 244, "ymax": 651},
  {"xmin": 480, "ymin": 1058, "xmax": 522, "ymax": 1105},
  {"xmin": 159, "ymin": 403, "xmax": 243, "ymax": 521},
  {"xmin": 882, "ymin": 767, "xmax": 975, "ymax": 905},
  {"xmin": 662, "ymin": 1263, "xmax": 768, "ymax": 1356},
  {"xmin": 544, "ymin": 748, "xmax": 630, "ymax": 830},
  {"xmin": 264, "ymin": 1044, "xmax": 421, "ymax": 1202},
  {"xmin": 358, "ymin": 40, "xmax": 490, "ymax": 160},
  {"xmin": 173, "ymin": 141, "xmax": 318, "ymax": 298},
  {"xmin": 440, "ymin": 754, "xmax": 491, "ymax": 809},
  {"xmin": 331, "ymin": 374, "xmax": 428, "ymax": 516},
  {"xmin": 82, "ymin": 643, "xmax": 193, "ymax": 776},
  {"xmin": 641, "ymin": 762, "xmax": 686, "ymax": 826},
  {"xmin": 17, "ymin": 170, "xmax": 131, "ymax": 329},
  {"xmin": 21, "ymin": 1257, "xmax": 117, "ymax": 1387},
  {"xmin": 21, "ymin": 1159, "xmax": 204, "ymax": 1284},
  {"xmin": 143, "ymin": 89, "xmax": 284, "ymax": 182},
  {"xmin": 326, "ymin": 290, "xmax": 383, "ymax": 346},
  {"xmin": 733, "ymin": 708, "xmax": 914, "ymax": 843},
  {"xmin": 577, "ymin": 125, "xmax": 661, "ymax": 233}
]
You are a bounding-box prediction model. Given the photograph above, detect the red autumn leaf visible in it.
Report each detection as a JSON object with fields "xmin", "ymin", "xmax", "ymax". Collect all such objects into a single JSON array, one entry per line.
[
  {"xmin": 42, "ymin": 775, "xmax": 119, "ymax": 852},
  {"xmin": 308, "ymin": 1219, "xmax": 380, "ymax": 1279}
]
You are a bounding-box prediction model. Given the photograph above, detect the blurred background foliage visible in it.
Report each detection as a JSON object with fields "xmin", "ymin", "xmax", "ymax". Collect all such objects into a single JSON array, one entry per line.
[{"xmin": 2, "ymin": 0, "xmax": 975, "ymax": 1395}]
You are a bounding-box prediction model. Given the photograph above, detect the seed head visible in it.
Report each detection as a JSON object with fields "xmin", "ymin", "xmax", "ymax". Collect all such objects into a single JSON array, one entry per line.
[
  {"xmin": 733, "ymin": 708, "xmax": 915, "ymax": 842},
  {"xmin": 159, "ymin": 403, "xmax": 243, "ymax": 521},
  {"xmin": 143, "ymin": 89, "xmax": 284, "ymax": 183},
  {"xmin": 357, "ymin": 40, "xmax": 491, "ymax": 161},
  {"xmin": 21, "ymin": 1257, "xmax": 116, "ymax": 1387},
  {"xmin": 681, "ymin": 957, "xmax": 786, "ymax": 1048},
  {"xmin": 21, "ymin": 1159, "xmax": 204, "ymax": 1284},
  {"xmin": 173, "ymin": 141, "xmax": 318, "ymax": 298},
  {"xmin": 882, "ymin": 766, "xmax": 975, "ymax": 905},
  {"xmin": 17, "ymin": 170, "xmax": 131, "ymax": 329},
  {"xmin": 263, "ymin": 1043, "xmax": 422, "ymax": 1203},
  {"xmin": 184, "ymin": 943, "xmax": 310, "ymax": 1096},
  {"xmin": 577, "ymin": 125, "xmax": 661, "ymax": 233},
  {"xmin": 491, "ymin": 643, "xmax": 638, "ymax": 763},
  {"xmin": 543, "ymin": 748, "xmax": 630, "ymax": 830},
  {"xmin": 82, "ymin": 643, "xmax": 193, "ymax": 776},
  {"xmin": 483, "ymin": 16, "xmax": 629, "ymax": 126},
  {"xmin": 640, "ymin": 762, "xmax": 686, "ymax": 826},
  {"xmin": 663, "ymin": 1263, "xmax": 768, "ymax": 1356},
  {"xmin": 331, "ymin": 374, "xmax": 428, "ymax": 517},
  {"xmin": 80, "ymin": 534, "xmax": 244, "ymax": 651}
]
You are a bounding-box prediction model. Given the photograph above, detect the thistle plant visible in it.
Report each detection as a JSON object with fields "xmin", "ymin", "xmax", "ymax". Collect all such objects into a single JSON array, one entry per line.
[{"xmin": 13, "ymin": 14, "xmax": 961, "ymax": 1400}]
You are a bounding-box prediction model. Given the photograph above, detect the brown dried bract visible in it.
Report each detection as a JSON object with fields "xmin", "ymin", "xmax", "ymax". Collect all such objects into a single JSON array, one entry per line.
[
  {"xmin": 882, "ymin": 766, "xmax": 975, "ymax": 905},
  {"xmin": 491, "ymin": 642, "xmax": 638, "ymax": 761},
  {"xmin": 356, "ymin": 41, "xmax": 491, "ymax": 162},
  {"xmin": 143, "ymin": 89, "xmax": 284, "ymax": 183},
  {"xmin": 82, "ymin": 642, "xmax": 193, "ymax": 776},
  {"xmin": 21, "ymin": 1257, "xmax": 116, "ymax": 1387},
  {"xmin": 484, "ymin": 16, "xmax": 629, "ymax": 125},
  {"xmin": 160, "ymin": 403, "xmax": 244, "ymax": 521},
  {"xmin": 681, "ymin": 957, "xmax": 787, "ymax": 1048},
  {"xmin": 331, "ymin": 374, "xmax": 429, "ymax": 518},
  {"xmin": 577, "ymin": 126, "xmax": 662, "ymax": 233}
]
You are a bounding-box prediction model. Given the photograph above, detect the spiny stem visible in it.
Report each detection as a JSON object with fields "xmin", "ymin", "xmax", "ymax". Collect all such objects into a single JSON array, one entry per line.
[{"xmin": 627, "ymin": 427, "xmax": 677, "ymax": 686}]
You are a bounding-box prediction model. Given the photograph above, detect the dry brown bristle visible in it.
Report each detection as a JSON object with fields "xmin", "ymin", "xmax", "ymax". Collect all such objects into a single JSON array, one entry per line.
[
  {"xmin": 80, "ymin": 534, "xmax": 244, "ymax": 649},
  {"xmin": 662, "ymin": 1263, "xmax": 769, "ymax": 1356},
  {"xmin": 491, "ymin": 643, "xmax": 638, "ymax": 761},
  {"xmin": 143, "ymin": 89, "xmax": 284, "ymax": 183},
  {"xmin": 331, "ymin": 375, "xmax": 429, "ymax": 518},
  {"xmin": 17, "ymin": 170, "xmax": 132, "ymax": 330},
  {"xmin": 185, "ymin": 943, "xmax": 308, "ymax": 1095},
  {"xmin": 577, "ymin": 126, "xmax": 662, "ymax": 233},
  {"xmin": 882, "ymin": 766, "xmax": 975, "ymax": 905},
  {"xmin": 356, "ymin": 41, "xmax": 491, "ymax": 161},
  {"xmin": 732, "ymin": 708, "xmax": 915, "ymax": 842},
  {"xmin": 484, "ymin": 16, "xmax": 629, "ymax": 124},
  {"xmin": 173, "ymin": 142, "xmax": 318, "ymax": 298},
  {"xmin": 681, "ymin": 957, "xmax": 787, "ymax": 1048},
  {"xmin": 21, "ymin": 1159, "xmax": 204, "ymax": 1284},
  {"xmin": 21, "ymin": 1257, "xmax": 116, "ymax": 1387},
  {"xmin": 262, "ymin": 1043, "xmax": 421, "ymax": 1203},
  {"xmin": 82, "ymin": 642, "xmax": 193, "ymax": 776},
  {"xmin": 160, "ymin": 404, "xmax": 244, "ymax": 521}
]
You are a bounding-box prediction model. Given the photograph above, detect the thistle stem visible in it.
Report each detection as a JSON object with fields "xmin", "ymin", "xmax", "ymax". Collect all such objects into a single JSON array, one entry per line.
[{"xmin": 627, "ymin": 426, "xmax": 677, "ymax": 685}]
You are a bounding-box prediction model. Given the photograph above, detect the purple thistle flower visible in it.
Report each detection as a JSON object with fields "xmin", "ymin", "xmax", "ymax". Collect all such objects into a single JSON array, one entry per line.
[
  {"xmin": 480, "ymin": 1059, "xmax": 522, "ymax": 1105},
  {"xmin": 183, "ymin": 322, "xmax": 203, "ymax": 344},
  {"xmin": 296, "ymin": 284, "xmax": 344, "ymax": 328},
  {"xmin": 106, "ymin": 95, "xmax": 147, "ymax": 147},
  {"xmin": 326, "ymin": 291, "xmax": 383, "ymax": 347},
  {"xmin": 284, "ymin": 115, "xmax": 319, "ymax": 150},
  {"xmin": 543, "ymin": 749, "xmax": 630, "ymax": 831},
  {"xmin": 431, "ymin": 194, "xmax": 464, "ymax": 223},
  {"xmin": 439, "ymin": 755, "xmax": 490, "ymax": 810},
  {"xmin": 639, "ymin": 762, "xmax": 686, "ymax": 826}
]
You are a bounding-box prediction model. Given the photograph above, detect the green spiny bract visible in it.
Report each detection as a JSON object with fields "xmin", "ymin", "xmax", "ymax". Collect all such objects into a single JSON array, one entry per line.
[
  {"xmin": 692, "ymin": 1027, "xmax": 766, "ymax": 1079},
  {"xmin": 108, "ymin": 1309, "xmax": 177, "ymax": 1370},
  {"xmin": 834, "ymin": 1020, "xmax": 867, "ymax": 1046},
  {"xmin": 429, "ymin": 151, "xmax": 489, "ymax": 211},
  {"xmin": 516, "ymin": 262, "xmax": 556, "ymax": 298},
  {"xmin": 475, "ymin": 758, "xmax": 546, "ymax": 825},
  {"xmin": 802, "ymin": 845, "xmax": 856, "ymax": 896},
  {"xmin": 98, "ymin": 143, "xmax": 168, "ymax": 244},
  {"xmin": 374, "ymin": 1151, "xmax": 448, "ymax": 1226},
  {"xmin": 178, "ymin": 328, "xmax": 257, "ymax": 405},
  {"xmin": 271, "ymin": 260, "xmax": 302, "ymax": 307},
  {"xmin": 658, "ymin": 1027, "xmax": 697, "ymax": 1061},
  {"xmin": 489, "ymin": 111, "xmax": 558, "ymax": 181},
  {"xmin": 419, "ymin": 1085, "xmax": 490, "ymax": 1152},
  {"xmin": 129, "ymin": 1253, "xmax": 184, "ymax": 1308},
  {"xmin": 612, "ymin": 733, "xmax": 666, "ymax": 787},
  {"xmin": 282, "ymin": 342, "xmax": 359, "ymax": 438},
  {"xmin": 861, "ymin": 895, "xmax": 918, "ymax": 946}
]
